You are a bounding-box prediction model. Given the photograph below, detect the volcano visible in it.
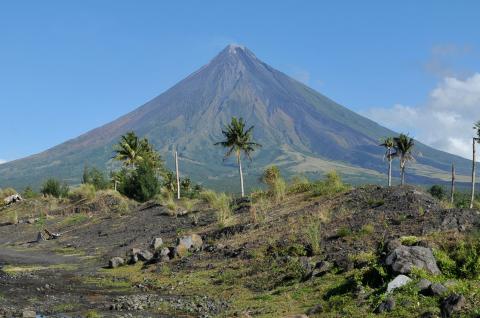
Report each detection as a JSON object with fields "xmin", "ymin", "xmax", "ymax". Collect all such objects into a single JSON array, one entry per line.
[{"xmin": 0, "ymin": 45, "xmax": 472, "ymax": 191}]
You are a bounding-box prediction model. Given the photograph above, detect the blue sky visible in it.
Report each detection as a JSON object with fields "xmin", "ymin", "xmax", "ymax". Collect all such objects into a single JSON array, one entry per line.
[{"xmin": 1, "ymin": 1, "xmax": 480, "ymax": 162}]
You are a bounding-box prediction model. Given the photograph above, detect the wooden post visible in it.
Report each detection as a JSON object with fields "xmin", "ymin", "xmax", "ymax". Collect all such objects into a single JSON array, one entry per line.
[
  {"xmin": 470, "ymin": 138, "xmax": 477, "ymax": 209},
  {"xmin": 450, "ymin": 163, "xmax": 455, "ymax": 204},
  {"xmin": 175, "ymin": 151, "xmax": 180, "ymax": 200}
]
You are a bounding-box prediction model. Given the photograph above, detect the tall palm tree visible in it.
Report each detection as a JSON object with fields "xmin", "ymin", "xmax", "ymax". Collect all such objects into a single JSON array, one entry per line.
[
  {"xmin": 113, "ymin": 131, "xmax": 149, "ymax": 168},
  {"xmin": 215, "ymin": 117, "xmax": 261, "ymax": 197},
  {"xmin": 393, "ymin": 134, "xmax": 415, "ymax": 186},
  {"xmin": 471, "ymin": 121, "xmax": 480, "ymax": 208},
  {"xmin": 380, "ymin": 137, "xmax": 395, "ymax": 187}
]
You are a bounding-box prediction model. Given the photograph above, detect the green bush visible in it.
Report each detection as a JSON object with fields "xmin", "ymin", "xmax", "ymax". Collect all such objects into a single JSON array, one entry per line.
[
  {"xmin": 433, "ymin": 249, "xmax": 457, "ymax": 278},
  {"xmin": 428, "ymin": 185, "xmax": 446, "ymax": 200},
  {"xmin": 22, "ymin": 186, "xmax": 38, "ymax": 199},
  {"xmin": 69, "ymin": 184, "xmax": 96, "ymax": 202},
  {"xmin": 40, "ymin": 179, "xmax": 69, "ymax": 198},
  {"xmin": 436, "ymin": 234, "xmax": 480, "ymax": 279},
  {"xmin": 82, "ymin": 166, "xmax": 110, "ymax": 190},
  {"xmin": 119, "ymin": 161, "xmax": 160, "ymax": 202}
]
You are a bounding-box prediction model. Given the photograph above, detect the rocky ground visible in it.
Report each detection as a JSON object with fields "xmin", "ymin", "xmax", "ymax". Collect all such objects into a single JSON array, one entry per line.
[{"xmin": 0, "ymin": 185, "xmax": 479, "ymax": 317}]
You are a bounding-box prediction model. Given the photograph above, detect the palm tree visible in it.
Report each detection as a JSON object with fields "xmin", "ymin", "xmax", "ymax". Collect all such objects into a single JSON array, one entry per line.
[
  {"xmin": 470, "ymin": 121, "xmax": 480, "ymax": 208},
  {"xmin": 380, "ymin": 137, "xmax": 395, "ymax": 186},
  {"xmin": 113, "ymin": 131, "xmax": 149, "ymax": 168},
  {"xmin": 215, "ymin": 117, "xmax": 261, "ymax": 197},
  {"xmin": 393, "ymin": 134, "xmax": 415, "ymax": 186}
]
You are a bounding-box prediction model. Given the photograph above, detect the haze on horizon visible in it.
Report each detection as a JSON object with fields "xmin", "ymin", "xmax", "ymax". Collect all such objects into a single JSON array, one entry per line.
[{"xmin": 1, "ymin": 1, "xmax": 480, "ymax": 163}]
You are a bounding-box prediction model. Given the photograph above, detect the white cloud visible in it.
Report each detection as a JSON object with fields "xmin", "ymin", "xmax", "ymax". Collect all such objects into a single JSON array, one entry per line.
[
  {"xmin": 0, "ymin": 159, "xmax": 7, "ymax": 165},
  {"xmin": 363, "ymin": 73, "xmax": 480, "ymax": 159}
]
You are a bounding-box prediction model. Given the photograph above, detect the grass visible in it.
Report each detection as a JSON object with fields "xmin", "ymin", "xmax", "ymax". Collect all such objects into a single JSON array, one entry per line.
[
  {"xmin": 2, "ymin": 264, "xmax": 77, "ymax": 274},
  {"xmin": 59, "ymin": 213, "xmax": 89, "ymax": 227},
  {"xmin": 201, "ymin": 190, "xmax": 232, "ymax": 226}
]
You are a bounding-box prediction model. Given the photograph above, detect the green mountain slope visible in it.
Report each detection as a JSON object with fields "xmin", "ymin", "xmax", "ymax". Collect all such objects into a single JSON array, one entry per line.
[{"xmin": 0, "ymin": 45, "xmax": 473, "ymax": 192}]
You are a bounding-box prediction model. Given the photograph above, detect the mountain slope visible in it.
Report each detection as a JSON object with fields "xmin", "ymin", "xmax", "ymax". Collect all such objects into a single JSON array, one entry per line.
[{"xmin": 0, "ymin": 45, "xmax": 473, "ymax": 191}]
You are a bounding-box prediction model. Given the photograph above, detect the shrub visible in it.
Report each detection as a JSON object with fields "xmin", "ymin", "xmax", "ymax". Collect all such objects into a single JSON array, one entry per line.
[
  {"xmin": 23, "ymin": 186, "xmax": 38, "ymax": 199},
  {"xmin": 288, "ymin": 176, "xmax": 313, "ymax": 194},
  {"xmin": 250, "ymin": 195, "xmax": 269, "ymax": 223},
  {"xmin": 436, "ymin": 234, "xmax": 480, "ymax": 279},
  {"xmin": 96, "ymin": 190, "xmax": 130, "ymax": 214},
  {"xmin": 82, "ymin": 166, "xmax": 110, "ymax": 190},
  {"xmin": 69, "ymin": 184, "xmax": 96, "ymax": 202},
  {"xmin": 400, "ymin": 236, "xmax": 420, "ymax": 246},
  {"xmin": 434, "ymin": 249, "xmax": 457, "ymax": 278},
  {"xmin": 261, "ymin": 166, "xmax": 286, "ymax": 202},
  {"xmin": 359, "ymin": 224, "xmax": 374, "ymax": 236},
  {"xmin": 311, "ymin": 171, "xmax": 349, "ymax": 196},
  {"xmin": 119, "ymin": 161, "xmax": 160, "ymax": 202},
  {"xmin": 428, "ymin": 185, "xmax": 446, "ymax": 200},
  {"xmin": 201, "ymin": 190, "xmax": 232, "ymax": 226},
  {"xmin": 304, "ymin": 217, "xmax": 322, "ymax": 255},
  {"xmin": 40, "ymin": 179, "xmax": 69, "ymax": 198}
]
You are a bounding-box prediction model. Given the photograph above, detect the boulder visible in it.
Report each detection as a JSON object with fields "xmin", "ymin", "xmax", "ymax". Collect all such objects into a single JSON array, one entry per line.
[
  {"xmin": 4, "ymin": 194, "xmax": 22, "ymax": 205},
  {"xmin": 306, "ymin": 304, "xmax": 323, "ymax": 315},
  {"xmin": 416, "ymin": 278, "xmax": 432, "ymax": 292},
  {"xmin": 426, "ymin": 283, "xmax": 448, "ymax": 296},
  {"xmin": 176, "ymin": 234, "xmax": 203, "ymax": 251},
  {"xmin": 175, "ymin": 243, "xmax": 189, "ymax": 258},
  {"xmin": 128, "ymin": 248, "xmax": 141, "ymax": 264},
  {"xmin": 440, "ymin": 294, "xmax": 465, "ymax": 318},
  {"xmin": 109, "ymin": 257, "xmax": 125, "ymax": 268},
  {"xmin": 150, "ymin": 238, "xmax": 163, "ymax": 250},
  {"xmin": 386, "ymin": 246, "xmax": 440, "ymax": 275},
  {"xmin": 137, "ymin": 250, "xmax": 153, "ymax": 262},
  {"xmin": 312, "ymin": 261, "xmax": 332, "ymax": 277},
  {"xmin": 375, "ymin": 297, "xmax": 395, "ymax": 313},
  {"xmin": 387, "ymin": 274, "xmax": 412, "ymax": 293},
  {"xmin": 22, "ymin": 310, "xmax": 36, "ymax": 318},
  {"xmin": 159, "ymin": 247, "xmax": 171, "ymax": 261},
  {"xmin": 35, "ymin": 232, "xmax": 45, "ymax": 242}
]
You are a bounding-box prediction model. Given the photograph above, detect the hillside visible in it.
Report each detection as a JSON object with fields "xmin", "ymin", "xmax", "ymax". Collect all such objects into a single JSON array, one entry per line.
[
  {"xmin": 1, "ymin": 182, "xmax": 479, "ymax": 317},
  {"xmin": 0, "ymin": 45, "xmax": 473, "ymax": 191}
]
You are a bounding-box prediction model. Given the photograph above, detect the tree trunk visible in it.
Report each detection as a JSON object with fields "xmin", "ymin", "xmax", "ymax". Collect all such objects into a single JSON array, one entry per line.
[
  {"xmin": 471, "ymin": 138, "xmax": 476, "ymax": 209},
  {"xmin": 387, "ymin": 148, "xmax": 392, "ymax": 187},
  {"xmin": 400, "ymin": 160, "xmax": 405, "ymax": 186},
  {"xmin": 175, "ymin": 151, "xmax": 180, "ymax": 200},
  {"xmin": 238, "ymin": 155, "xmax": 245, "ymax": 198},
  {"xmin": 450, "ymin": 163, "xmax": 455, "ymax": 204}
]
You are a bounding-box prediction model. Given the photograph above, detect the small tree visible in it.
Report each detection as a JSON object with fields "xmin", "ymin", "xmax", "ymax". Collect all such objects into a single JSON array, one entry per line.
[
  {"xmin": 40, "ymin": 178, "xmax": 69, "ymax": 198},
  {"xmin": 380, "ymin": 137, "xmax": 395, "ymax": 186},
  {"xmin": 428, "ymin": 185, "xmax": 446, "ymax": 200},
  {"xmin": 82, "ymin": 166, "xmax": 110, "ymax": 190},
  {"xmin": 119, "ymin": 161, "xmax": 160, "ymax": 202},
  {"xmin": 215, "ymin": 117, "xmax": 261, "ymax": 197},
  {"xmin": 393, "ymin": 134, "xmax": 415, "ymax": 186}
]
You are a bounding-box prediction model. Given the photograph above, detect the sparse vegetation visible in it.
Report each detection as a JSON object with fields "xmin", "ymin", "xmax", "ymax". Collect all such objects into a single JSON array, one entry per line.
[{"xmin": 201, "ymin": 190, "xmax": 232, "ymax": 226}]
